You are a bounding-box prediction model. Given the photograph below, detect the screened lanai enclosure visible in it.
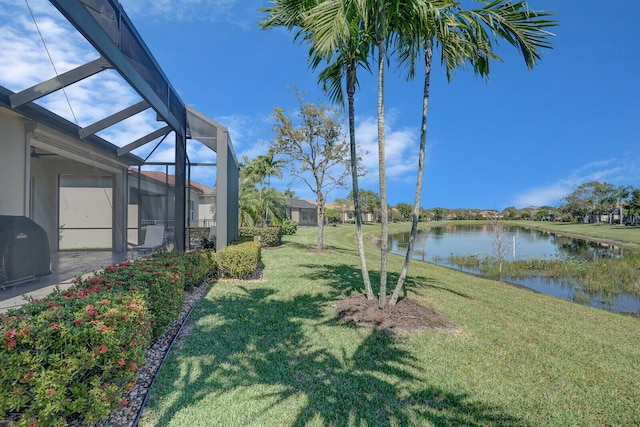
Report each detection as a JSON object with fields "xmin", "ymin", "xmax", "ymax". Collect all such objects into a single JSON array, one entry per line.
[{"xmin": 0, "ymin": 0, "xmax": 238, "ymax": 290}]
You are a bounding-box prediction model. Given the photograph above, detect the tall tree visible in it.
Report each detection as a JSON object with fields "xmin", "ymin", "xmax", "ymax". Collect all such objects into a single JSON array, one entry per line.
[
  {"xmin": 614, "ymin": 185, "xmax": 632, "ymax": 224},
  {"xmin": 240, "ymin": 152, "xmax": 286, "ymax": 226},
  {"xmin": 627, "ymin": 188, "xmax": 640, "ymax": 220},
  {"xmin": 261, "ymin": 0, "xmax": 376, "ymax": 299},
  {"xmin": 395, "ymin": 202, "xmax": 413, "ymax": 221},
  {"xmin": 562, "ymin": 181, "xmax": 613, "ymax": 222},
  {"xmin": 270, "ymin": 86, "xmax": 351, "ymax": 250},
  {"xmin": 388, "ymin": 0, "xmax": 556, "ymax": 305},
  {"xmin": 262, "ymin": 0, "xmax": 555, "ymax": 309}
]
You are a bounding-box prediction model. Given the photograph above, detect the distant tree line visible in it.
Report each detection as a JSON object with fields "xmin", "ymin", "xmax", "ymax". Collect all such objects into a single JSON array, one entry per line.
[{"xmin": 334, "ymin": 181, "xmax": 640, "ymax": 225}]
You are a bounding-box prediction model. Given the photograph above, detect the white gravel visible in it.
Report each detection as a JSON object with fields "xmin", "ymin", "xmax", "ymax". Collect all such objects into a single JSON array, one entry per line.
[{"xmin": 95, "ymin": 278, "xmax": 213, "ymax": 427}]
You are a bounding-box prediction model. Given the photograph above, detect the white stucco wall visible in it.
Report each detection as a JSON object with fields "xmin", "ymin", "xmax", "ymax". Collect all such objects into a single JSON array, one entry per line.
[{"xmin": 0, "ymin": 109, "xmax": 28, "ymax": 216}]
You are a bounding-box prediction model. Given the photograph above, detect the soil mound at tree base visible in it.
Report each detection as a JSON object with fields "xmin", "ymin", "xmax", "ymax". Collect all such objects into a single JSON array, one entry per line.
[{"xmin": 333, "ymin": 294, "xmax": 455, "ymax": 333}]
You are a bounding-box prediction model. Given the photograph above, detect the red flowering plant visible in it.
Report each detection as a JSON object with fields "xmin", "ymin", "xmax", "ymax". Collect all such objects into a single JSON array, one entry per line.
[
  {"xmin": 98, "ymin": 257, "xmax": 185, "ymax": 338},
  {"xmin": 0, "ymin": 287, "xmax": 151, "ymax": 426},
  {"xmin": 150, "ymin": 250, "xmax": 215, "ymax": 291},
  {"xmin": 0, "ymin": 250, "xmax": 216, "ymax": 425}
]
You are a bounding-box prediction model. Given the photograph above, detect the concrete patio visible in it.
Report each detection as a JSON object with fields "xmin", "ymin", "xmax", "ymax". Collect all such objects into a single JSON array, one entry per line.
[{"xmin": 0, "ymin": 251, "xmax": 129, "ymax": 313}]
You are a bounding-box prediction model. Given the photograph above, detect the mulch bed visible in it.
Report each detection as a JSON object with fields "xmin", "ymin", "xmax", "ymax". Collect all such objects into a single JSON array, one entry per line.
[{"xmin": 333, "ymin": 294, "xmax": 455, "ymax": 333}]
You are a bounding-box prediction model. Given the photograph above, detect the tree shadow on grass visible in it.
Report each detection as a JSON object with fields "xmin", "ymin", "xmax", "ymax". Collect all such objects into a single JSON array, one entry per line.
[
  {"xmin": 143, "ymin": 285, "xmax": 526, "ymax": 426},
  {"xmin": 300, "ymin": 263, "xmax": 473, "ymax": 300}
]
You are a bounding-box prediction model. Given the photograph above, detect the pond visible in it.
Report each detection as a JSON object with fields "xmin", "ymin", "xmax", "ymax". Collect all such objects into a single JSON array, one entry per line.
[{"xmin": 388, "ymin": 223, "xmax": 640, "ymax": 316}]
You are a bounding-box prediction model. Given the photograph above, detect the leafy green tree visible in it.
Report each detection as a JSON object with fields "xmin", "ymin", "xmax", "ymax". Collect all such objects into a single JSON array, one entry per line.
[
  {"xmin": 501, "ymin": 206, "xmax": 519, "ymax": 220},
  {"xmin": 613, "ymin": 185, "xmax": 632, "ymax": 224},
  {"xmin": 238, "ymin": 177, "xmax": 260, "ymax": 227},
  {"xmin": 261, "ymin": 0, "xmax": 375, "ymax": 299},
  {"xmin": 395, "ymin": 202, "xmax": 413, "ymax": 222},
  {"xmin": 562, "ymin": 181, "xmax": 614, "ymax": 223},
  {"xmin": 349, "ymin": 189, "xmax": 381, "ymax": 222},
  {"xmin": 325, "ymin": 208, "xmax": 340, "ymax": 224},
  {"xmin": 259, "ymin": 187, "xmax": 287, "ymax": 226},
  {"xmin": 270, "ymin": 86, "xmax": 351, "ymax": 250},
  {"xmin": 431, "ymin": 207, "xmax": 449, "ymax": 221},
  {"xmin": 419, "ymin": 207, "xmax": 434, "ymax": 222},
  {"xmin": 333, "ymin": 198, "xmax": 351, "ymax": 223},
  {"xmin": 534, "ymin": 206, "xmax": 558, "ymax": 221},
  {"xmin": 627, "ymin": 188, "xmax": 640, "ymax": 219}
]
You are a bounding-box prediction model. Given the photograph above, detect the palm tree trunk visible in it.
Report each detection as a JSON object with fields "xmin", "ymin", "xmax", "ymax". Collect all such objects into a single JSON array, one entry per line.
[
  {"xmin": 376, "ymin": 25, "xmax": 388, "ymax": 309},
  {"xmin": 390, "ymin": 43, "xmax": 432, "ymax": 305},
  {"xmin": 347, "ymin": 65, "xmax": 374, "ymax": 300}
]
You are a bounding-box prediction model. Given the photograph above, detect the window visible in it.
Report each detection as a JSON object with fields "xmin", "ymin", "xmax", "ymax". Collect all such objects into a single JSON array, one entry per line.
[{"xmin": 189, "ymin": 200, "xmax": 195, "ymax": 222}]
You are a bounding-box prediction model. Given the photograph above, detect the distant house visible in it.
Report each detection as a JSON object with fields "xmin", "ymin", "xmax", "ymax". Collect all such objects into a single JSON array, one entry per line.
[
  {"xmin": 325, "ymin": 201, "xmax": 375, "ymax": 223},
  {"xmin": 286, "ymin": 198, "xmax": 317, "ymax": 226},
  {"xmin": 127, "ymin": 170, "xmax": 216, "ymax": 245}
]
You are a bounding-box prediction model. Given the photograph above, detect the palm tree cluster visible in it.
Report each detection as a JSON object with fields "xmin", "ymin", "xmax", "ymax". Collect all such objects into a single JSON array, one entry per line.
[
  {"xmin": 260, "ymin": 0, "xmax": 556, "ymax": 308},
  {"xmin": 239, "ymin": 149, "xmax": 287, "ymax": 227}
]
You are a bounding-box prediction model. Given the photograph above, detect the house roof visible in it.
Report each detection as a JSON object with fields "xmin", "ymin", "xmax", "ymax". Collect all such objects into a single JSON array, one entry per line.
[
  {"xmin": 286, "ymin": 198, "xmax": 317, "ymax": 209},
  {"xmin": 326, "ymin": 201, "xmax": 355, "ymax": 210},
  {"xmin": 129, "ymin": 170, "xmax": 215, "ymax": 195}
]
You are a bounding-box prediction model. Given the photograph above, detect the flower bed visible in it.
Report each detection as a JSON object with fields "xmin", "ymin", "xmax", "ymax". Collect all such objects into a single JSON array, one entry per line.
[{"xmin": 0, "ymin": 249, "xmax": 215, "ymax": 426}]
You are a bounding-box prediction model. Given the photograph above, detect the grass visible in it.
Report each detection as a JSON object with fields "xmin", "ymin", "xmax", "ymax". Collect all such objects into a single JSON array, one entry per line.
[
  {"xmin": 141, "ymin": 222, "xmax": 640, "ymax": 426},
  {"xmin": 447, "ymin": 253, "xmax": 640, "ymax": 298},
  {"xmin": 508, "ymin": 219, "xmax": 640, "ymax": 246}
]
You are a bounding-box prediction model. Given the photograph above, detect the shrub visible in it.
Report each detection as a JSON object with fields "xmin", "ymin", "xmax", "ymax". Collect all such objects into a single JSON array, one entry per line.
[
  {"xmin": 0, "ymin": 249, "xmax": 217, "ymax": 425},
  {"xmin": 149, "ymin": 250, "xmax": 215, "ymax": 291},
  {"xmin": 0, "ymin": 289, "xmax": 151, "ymax": 426},
  {"xmin": 238, "ymin": 226, "xmax": 282, "ymax": 247},
  {"xmin": 215, "ymin": 241, "xmax": 261, "ymax": 279},
  {"xmin": 325, "ymin": 208, "xmax": 340, "ymax": 225},
  {"xmin": 97, "ymin": 259, "xmax": 184, "ymax": 339},
  {"xmin": 281, "ymin": 219, "xmax": 298, "ymax": 235}
]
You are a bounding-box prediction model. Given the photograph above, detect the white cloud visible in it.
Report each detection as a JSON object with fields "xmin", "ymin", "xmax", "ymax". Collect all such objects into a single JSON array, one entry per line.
[
  {"xmin": 354, "ymin": 114, "xmax": 420, "ymax": 187},
  {"xmin": 0, "ymin": 0, "xmax": 198, "ymax": 165},
  {"xmin": 510, "ymin": 158, "xmax": 633, "ymax": 208}
]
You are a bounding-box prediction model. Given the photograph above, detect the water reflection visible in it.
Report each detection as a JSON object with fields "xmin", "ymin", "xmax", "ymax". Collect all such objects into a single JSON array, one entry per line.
[{"xmin": 389, "ymin": 224, "xmax": 639, "ymax": 316}]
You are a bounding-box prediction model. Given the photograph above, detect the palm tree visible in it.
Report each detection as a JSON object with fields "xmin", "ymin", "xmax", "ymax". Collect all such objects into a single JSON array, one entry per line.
[
  {"xmin": 388, "ymin": 0, "xmax": 556, "ymax": 305},
  {"xmin": 258, "ymin": 149, "xmax": 285, "ymax": 226},
  {"xmin": 261, "ymin": 0, "xmax": 376, "ymax": 299},
  {"xmin": 261, "ymin": 0, "xmax": 556, "ymax": 309},
  {"xmin": 614, "ymin": 185, "xmax": 632, "ymax": 224},
  {"xmin": 238, "ymin": 176, "xmax": 260, "ymax": 227}
]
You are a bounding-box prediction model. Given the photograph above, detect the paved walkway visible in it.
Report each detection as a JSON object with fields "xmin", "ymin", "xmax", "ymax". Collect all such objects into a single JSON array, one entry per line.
[{"xmin": 0, "ymin": 251, "xmax": 129, "ymax": 313}]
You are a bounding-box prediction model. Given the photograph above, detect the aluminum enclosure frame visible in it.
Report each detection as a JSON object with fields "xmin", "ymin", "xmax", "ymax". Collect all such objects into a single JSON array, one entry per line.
[{"xmin": 32, "ymin": 0, "xmax": 239, "ymax": 251}]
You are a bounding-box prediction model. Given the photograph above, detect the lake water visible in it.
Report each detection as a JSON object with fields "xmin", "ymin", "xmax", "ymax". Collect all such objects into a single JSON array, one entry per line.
[{"xmin": 389, "ymin": 223, "xmax": 640, "ymax": 316}]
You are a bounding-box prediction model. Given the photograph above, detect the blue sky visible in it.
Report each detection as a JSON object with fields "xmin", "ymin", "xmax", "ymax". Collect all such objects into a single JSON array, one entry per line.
[{"xmin": 2, "ymin": 0, "xmax": 639, "ymax": 210}]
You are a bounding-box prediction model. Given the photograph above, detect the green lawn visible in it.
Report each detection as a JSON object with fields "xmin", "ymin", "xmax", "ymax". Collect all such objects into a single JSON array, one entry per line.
[
  {"xmin": 141, "ymin": 223, "xmax": 640, "ymax": 426},
  {"xmin": 508, "ymin": 219, "xmax": 640, "ymax": 246}
]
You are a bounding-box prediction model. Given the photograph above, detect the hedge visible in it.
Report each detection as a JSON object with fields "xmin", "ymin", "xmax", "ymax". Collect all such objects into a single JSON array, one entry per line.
[
  {"xmin": 0, "ymin": 249, "xmax": 216, "ymax": 426},
  {"xmin": 0, "ymin": 288, "xmax": 151, "ymax": 426},
  {"xmin": 238, "ymin": 226, "xmax": 282, "ymax": 247},
  {"xmin": 214, "ymin": 240, "xmax": 262, "ymax": 279}
]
